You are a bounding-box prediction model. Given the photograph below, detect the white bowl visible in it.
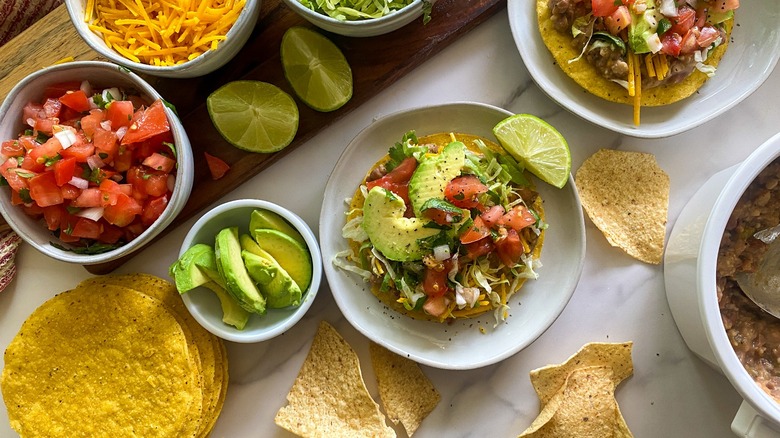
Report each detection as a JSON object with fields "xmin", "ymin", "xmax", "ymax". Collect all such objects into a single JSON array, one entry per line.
[
  {"xmin": 179, "ymin": 199, "xmax": 322, "ymax": 343},
  {"xmin": 65, "ymin": 0, "xmax": 261, "ymax": 78},
  {"xmin": 508, "ymin": 0, "xmax": 780, "ymax": 138},
  {"xmin": 280, "ymin": 0, "xmax": 423, "ymax": 37},
  {"xmin": 665, "ymin": 133, "xmax": 780, "ymax": 436},
  {"xmin": 319, "ymin": 102, "xmax": 585, "ymax": 369},
  {"xmin": 0, "ymin": 61, "xmax": 194, "ymax": 265}
]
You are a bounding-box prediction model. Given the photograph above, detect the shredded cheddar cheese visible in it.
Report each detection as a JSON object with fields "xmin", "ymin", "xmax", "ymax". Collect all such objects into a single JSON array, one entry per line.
[
  {"xmin": 627, "ymin": 50, "xmax": 635, "ymax": 97},
  {"xmin": 633, "ymin": 52, "xmax": 642, "ymax": 126},
  {"xmin": 85, "ymin": 0, "xmax": 246, "ymax": 66}
]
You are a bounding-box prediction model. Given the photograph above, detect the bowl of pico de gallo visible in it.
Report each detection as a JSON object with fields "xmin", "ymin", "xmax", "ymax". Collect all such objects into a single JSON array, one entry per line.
[{"xmin": 0, "ymin": 61, "xmax": 194, "ymax": 264}]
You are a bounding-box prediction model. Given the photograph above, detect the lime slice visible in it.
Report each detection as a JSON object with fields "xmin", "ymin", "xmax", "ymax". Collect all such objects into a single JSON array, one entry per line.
[
  {"xmin": 493, "ymin": 114, "xmax": 571, "ymax": 189},
  {"xmin": 281, "ymin": 27, "xmax": 353, "ymax": 112},
  {"xmin": 207, "ymin": 81, "xmax": 299, "ymax": 153}
]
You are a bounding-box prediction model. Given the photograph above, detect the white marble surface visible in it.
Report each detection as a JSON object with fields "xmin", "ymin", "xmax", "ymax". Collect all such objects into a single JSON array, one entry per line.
[{"xmin": 2, "ymin": 8, "xmax": 779, "ymax": 438}]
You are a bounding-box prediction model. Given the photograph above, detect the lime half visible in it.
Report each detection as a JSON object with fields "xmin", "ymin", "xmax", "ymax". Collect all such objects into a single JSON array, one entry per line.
[
  {"xmin": 281, "ymin": 27, "xmax": 353, "ymax": 112},
  {"xmin": 493, "ymin": 114, "xmax": 571, "ymax": 188},
  {"xmin": 207, "ymin": 81, "xmax": 299, "ymax": 153}
]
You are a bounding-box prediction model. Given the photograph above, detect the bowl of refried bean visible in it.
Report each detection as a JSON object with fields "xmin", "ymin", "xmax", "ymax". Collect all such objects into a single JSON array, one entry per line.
[{"xmin": 665, "ymin": 132, "xmax": 780, "ymax": 436}]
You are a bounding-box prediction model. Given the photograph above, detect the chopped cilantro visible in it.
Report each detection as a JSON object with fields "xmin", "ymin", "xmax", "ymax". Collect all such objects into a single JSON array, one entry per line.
[{"xmin": 18, "ymin": 188, "xmax": 32, "ymax": 203}]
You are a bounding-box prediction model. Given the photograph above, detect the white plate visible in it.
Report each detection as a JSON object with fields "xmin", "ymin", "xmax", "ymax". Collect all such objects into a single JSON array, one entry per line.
[
  {"xmin": 508, "ymin": 1, "xmax": 780, "ymax": 138},
  {"xmin": 319, "ymin": 102, "xmax": 586, "ymax": 370}
]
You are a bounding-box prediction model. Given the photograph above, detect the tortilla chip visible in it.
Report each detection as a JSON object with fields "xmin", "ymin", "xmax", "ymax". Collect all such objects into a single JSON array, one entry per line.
[
  {"xmin": 369, "ymin": 342, "xmax": 440, "ymax": 436},
  {"xmin": 275, "ymin": 321, "xmax": 395, "ymax": 438},
  {"xmin": 520, "ymin": 366, "xmax": 632, "ymax": 438},
  {"xmin": 575, "ymin": 149, "xmax": 669, "ymax": 264},
  {"xmin": 536, "ymin": 0, "xmax": 733, "ymax": 106},
  {"xmin": 1, "ymin": 284, "xmax": 202, "ymax": 437},
  {"xmin": 520, "ymin": 342, "xmax": 634, "ymax": 438}
]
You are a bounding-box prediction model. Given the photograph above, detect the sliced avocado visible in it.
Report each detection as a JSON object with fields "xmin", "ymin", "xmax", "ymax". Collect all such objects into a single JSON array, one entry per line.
[
  {"xmin": 251, "ymin": 229, "xmax": 313, "ymax": 293},
  {"xmin": 408, "ymin": 141, "xmax": 466, "ymax": 217},
  {"xmin": 169, "ymin": 243, "xmax": 213, "ymax": 293},
  {"xmin": 201, "ymin": 281, "xmax": 251, "ymax": 330},
  {"xmin": 242, "ymin": 250, "xmax": 302, "ymax": 308},
  {"xmin": 215, "ymin": 227, "xmax": 266, "ymax": 314},
  {"xmin": 707, "ymin": 9, "xmax": 733, "ymax": 24},
  {"xmin": 362, "ymin": 186, "xmax": 440, "ymax": 262},
  {"xmin": 249, "ymin": 208, "xmax": 306, "ymax": 246}
]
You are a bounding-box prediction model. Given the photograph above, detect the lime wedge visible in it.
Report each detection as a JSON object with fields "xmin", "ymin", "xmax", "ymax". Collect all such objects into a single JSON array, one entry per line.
[
  {"xmin": 281, "ymin": 27, "xmax": 353, "ymax": 112},
  {"xmin": 493, "ymin": 114, "xmax": 571, "ymax": 189},
  {"xmin": 207, "ymin": 81, "xmax": 299, "ymax": 153}
]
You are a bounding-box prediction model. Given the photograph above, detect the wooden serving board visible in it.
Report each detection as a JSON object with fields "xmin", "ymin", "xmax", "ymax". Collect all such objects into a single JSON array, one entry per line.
[{"xmin": 0, "ymin": 0, "xmax": 505, "ymax": 274}]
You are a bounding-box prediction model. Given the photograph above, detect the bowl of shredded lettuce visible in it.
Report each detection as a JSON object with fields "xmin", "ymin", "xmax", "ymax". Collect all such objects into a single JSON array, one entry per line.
[{"xmin": 281, "ymin": 0, "xmax": 432, "ymax": 37}]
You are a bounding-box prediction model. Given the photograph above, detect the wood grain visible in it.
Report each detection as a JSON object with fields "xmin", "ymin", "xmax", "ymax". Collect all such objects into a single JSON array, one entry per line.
[{"xmin": 0, "ymin": 0, "xmax": 506, "ymax": 273}]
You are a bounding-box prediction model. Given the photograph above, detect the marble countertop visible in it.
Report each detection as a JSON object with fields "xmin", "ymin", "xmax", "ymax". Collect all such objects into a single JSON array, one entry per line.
[{"xmin": 2, "ymin": 8, "xmax": 779, "ymax": 438}]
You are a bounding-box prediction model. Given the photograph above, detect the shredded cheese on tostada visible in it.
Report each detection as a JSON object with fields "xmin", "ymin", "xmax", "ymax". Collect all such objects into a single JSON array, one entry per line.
[{"xmin": 84, "ymin": 0, "xmax": 246, "ymax": 66}]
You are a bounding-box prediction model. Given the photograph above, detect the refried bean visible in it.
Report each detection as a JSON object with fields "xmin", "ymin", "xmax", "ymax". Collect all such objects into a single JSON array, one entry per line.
[{"xmin": 718, "ymin": 159, "xmax": 780, "ymax": 401}]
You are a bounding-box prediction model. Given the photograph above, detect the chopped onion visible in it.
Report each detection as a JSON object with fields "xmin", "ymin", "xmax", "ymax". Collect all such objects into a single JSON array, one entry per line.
[
  {"xmin": 685, "ymin": 0, "xmax": 698, "ymax": 8},
  {"xmin": 645, "ymin": 33, "xmax": 663, "ymax": 53},
  {"xmin": 80, "ymin": 80, "xmax": 93, "ymax": 98},
  {"xmin": 100, "ymin": 120, "xmax": 112, "ymax": 131},
  {"xmin": 115, "ymin": 126, "xmax": 127, "ymax": 141},
  {"xmin": 53, "ymin": 129, "xmax": 78, "ymax": 149},
  {"xmin": 75, "ymin": 207, "xmax": 104, "ymax": 222},
  {"xmin": 660, "ymin": 0, "xmax": 677, "ymax": 16},
  {"xmin": 433, "ymin": 244, "xmax": 450, "ymax": 261},
  {"xmin": 86, "ymin": 154, "xmax": 105, "ymax": 170},
  {"xmin": 102, "ymin": 87, "xmax": 122, "ymax": 102},
  {"xmin": 26, "ymin": 118, "xmax": 35, "ymax": 128},
  {"xmin": 69, "ymin": 176, "xmax": 89, "ymax": 189},
  {"xmin": 167, "ymin": 174, "xmax": 175, "ymax": 192}
]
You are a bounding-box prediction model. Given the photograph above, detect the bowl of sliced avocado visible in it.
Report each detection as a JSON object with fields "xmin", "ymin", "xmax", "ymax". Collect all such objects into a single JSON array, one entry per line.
[{"xmin": 170, "ymin": 199, "xmax": 322, "ymax": 343}]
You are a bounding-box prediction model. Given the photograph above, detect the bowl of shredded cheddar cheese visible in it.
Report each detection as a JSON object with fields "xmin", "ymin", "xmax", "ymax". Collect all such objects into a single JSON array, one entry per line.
[{"xmin": 65, "ymin": 0, "xmax": 261, "ymax": 78}]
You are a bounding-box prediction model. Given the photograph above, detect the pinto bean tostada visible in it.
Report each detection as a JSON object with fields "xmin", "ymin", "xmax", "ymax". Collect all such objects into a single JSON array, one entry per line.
[
  {"xmin": 334, "ymin": 131, "xmax": 546, "ymax": 323},
  {"xmin": 538, "ymin": 0, "xmax": 739, "ymax": 124}
]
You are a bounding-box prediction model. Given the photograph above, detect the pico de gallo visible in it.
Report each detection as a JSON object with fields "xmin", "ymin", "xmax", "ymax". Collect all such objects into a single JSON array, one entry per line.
[
  {"xmin": 0, "ymin": 81, "xmax": 178, "ymax": 254},
  {"xmin": 335, "ymin": 131, "xmax": 546, "ymax": 324}
]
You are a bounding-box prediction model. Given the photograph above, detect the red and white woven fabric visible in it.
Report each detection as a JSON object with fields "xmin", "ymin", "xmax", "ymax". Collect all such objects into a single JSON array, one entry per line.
[{"xmin": 0, "ymin": 0, "xmax": 62, "ymax": 46}]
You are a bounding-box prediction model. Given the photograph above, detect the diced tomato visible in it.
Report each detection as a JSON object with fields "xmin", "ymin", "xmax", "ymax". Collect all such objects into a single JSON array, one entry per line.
[
  {"xmin": 592, "ymin": 0, "xmax": 621, "ymax": 17},
  {"xmin": 141, "ymin": 195, "xmax": 168, "ymax": 226},
  {"xmin": 445, "ymin": 175, "xmax": 488, "ymax": 210},
  {"xmin": 43, "ymin": 81, "xmax": 82, "ymax": 99},
  {"xmin": 496, "ymin": 228, "xmax": 523, "ymax": 266},
  {"xmin": 1, "ymin": 140, "xmax": 24, "ymax": 157},
  {"xmin": 17, "ymin": 136, "xmax": 38, "ymax": 152},
  {"xmin": 106, "ymin": 100, "xmax": 134, "ymax": 129},
  {"xmin": 59, "ymin": 106, "xmax": 84, "ymax": 125},
  {"xmin": 61, "ymin": 184, "xmax": 80, "ymax": 200},
  {"xmin": 53, "ymin": 157, "xmax": 77, "ymax": 186},
  {"xmin": 80, "ymin": 109, "xmax": 104, "ymax": 139},
  {"xmin": 142, "ymin": 152, "xmax": 175, "ymax": 173},
  {"xmin": 481, "ymin": 205, "xmax": 506, "ymax": 228},
  {"xmin": 121, "ymin": 100, "xmax": 170, "ymax": 145},
  {"xmin": 60, "ymin": 142, "xmax": 95, "ymax": 162},
  {"xmin": 670, "ymin": 6, "xmax": 696, "ymax": 36},
  {"xmin": 28, "ymin": 172, "xmax": 63, "ymax": 207},
  {"xmin": 10, "ymin": 190, "xmax": 23, "ymax": 206},
  {"xmin": 424, "ymin": 207, "xmax": 458, "ymax": 226},
  {"xmin": 28, "ymin": 137, "xmax": 62, "ymax": 166},
  {"xmin": 132, "ymin": 130, "xmax": 174, "ymax": 162},
  {"xmin": 464, "ymin": 238, "xmax": 495, "ymax": 259},
  {"xmin": 42, "ymin": 205, "xmax": 68, "ymax": 231},
  {"xmin": 103, "ymin": 193, "xmax": 142, "ymax": 227},
  {"xmin": 460, "ymin": 216, "xmax": 491, "ymax": 244},
  {"xmin": 680, "ymin": 28, "xmax": 700, "ymax": 54},
  {"xmin": 713, "ymin": 0, "xmax": 739, "ymax": 12},
  {"xmin": 0, "ymin": 159, "xmax": 29, "ymax": 192},
  {"xmin": 422, "ymin": 295, "xmax": 448, "ymax": 318},
  {"xmin": 98, "ymin": 222, "xmax": 124, "ymax": 244},
  {"xmin": 21, "ymin": 203, "xmax": 44, "ymax": 217},
  {"xmin": 661, "ymin": 32, "xmax": 683, "ymax": 56},
  {"xmin": 114, "ymin": 148, "xmax": 132, "ymax": 172},
  {"xmin": 72, "ymin": 188, "xmax": 102, "ymax": 208},
  {"xmin": 697, "ymin": 25, "xmax": 721, "ymax": 48},
  {"xmin": 500, "ymin": 205, "xmax": 536, "ymax": 231},
  {"xmin": 122, "ymin": 219, "xmax": 146, "ymax": 242},
  {"xmin": 43, "ymin": 98, "xmax": 62, "ymax": 119},
  {"xmin": 204, "ymin": 152, "xmax": 230, "ymax": 180},
  {"xmin": 59, "ymin": 90, "xmax": 91, "ymax": 113},
  {"xmin": 605, "ymin": 5, "xmax": 631, "ymax": 35},
  {"xmin": 422, "ymin": 263, "xmax": 451, "ymax": 298},
  {"xmin": 71, "ymin": 218, "xmax": 102, "ymax": 239},
  {"xmin": 20, "ymin": 155, "xmax": 44, "ymax": 173},
  {"xmin": 92, "ymin": 128, "xmax": 118, "ymax": 162}
]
